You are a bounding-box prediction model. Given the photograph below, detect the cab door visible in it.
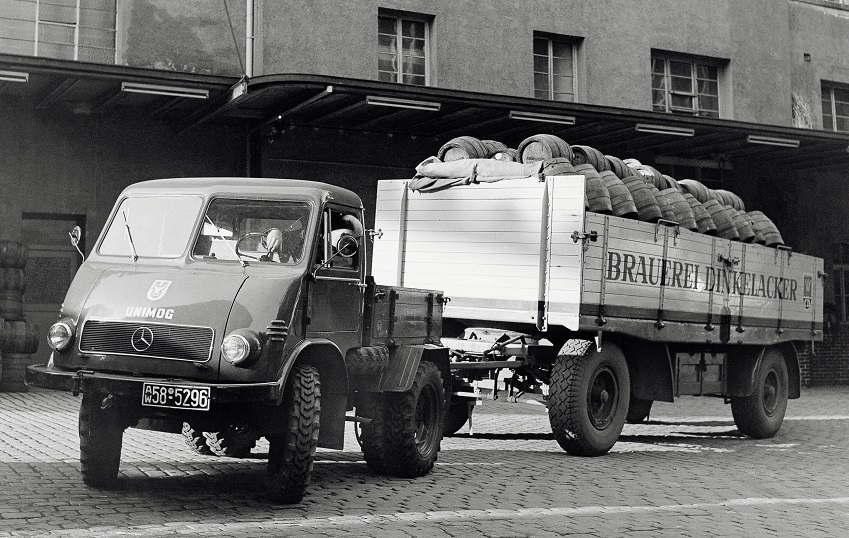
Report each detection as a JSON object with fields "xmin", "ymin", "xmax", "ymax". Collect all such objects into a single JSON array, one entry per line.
[{"xmin": 305, "ymin": 206, "xmax": 365, "ymax": 353}]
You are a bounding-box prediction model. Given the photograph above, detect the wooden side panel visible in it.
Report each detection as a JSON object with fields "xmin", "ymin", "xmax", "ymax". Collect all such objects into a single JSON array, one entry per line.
[
  {"xmin": 372, "ymin": 180, "xmax": 406, "ymax": 286},
  {"xmin": 368, "ymin": 285, "xmax": 442, "ymax": 346},
  {"xmin": 373, "ymin": 177, "xmax": 550, "ymax": 325},
  {"xmin": 547, "ymin": 176, "xmax": 586, "ymax": 330}
]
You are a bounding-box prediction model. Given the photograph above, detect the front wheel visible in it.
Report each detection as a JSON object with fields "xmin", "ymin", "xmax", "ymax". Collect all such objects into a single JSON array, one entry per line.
[
  {"xmin": 267, "ymin": 365, "xmax": 321, "ymax": 504},
  {"xmin": 548, "ymin": 342, "xmax": 630, "ymax": 456},
  {"xmin": 731, "ymin": 348, "xmax": 788, "ymax": 439},
  {"xmin": 79, "ymin": 394, "xmax": 126, "ymax": 487}
]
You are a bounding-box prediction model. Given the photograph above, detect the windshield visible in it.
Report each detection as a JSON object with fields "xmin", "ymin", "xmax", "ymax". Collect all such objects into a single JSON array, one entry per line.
[
  {"xmin": 98, "ymin": 195, "xmax": 203, "ymax": 258},
  {"xmin": 193, "ymin": 199, "xmax": 312, "ymax": 264}
]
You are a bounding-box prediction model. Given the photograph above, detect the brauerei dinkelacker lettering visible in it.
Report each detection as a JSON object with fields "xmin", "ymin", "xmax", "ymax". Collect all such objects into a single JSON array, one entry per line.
[{"xmin": 605, "ymin": 251, "xmax": 798, "ymax": 301}]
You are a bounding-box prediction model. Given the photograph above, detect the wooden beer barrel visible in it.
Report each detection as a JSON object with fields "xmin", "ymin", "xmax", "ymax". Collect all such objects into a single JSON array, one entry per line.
[
  {"xmin": 0, "ymin": 290, "xmax": 23, "ymax": 321},
  {"xmin": 659, "ymin": 188, "xmax": 697, "ymax": 230},
  {"xmin": 622, "ymin": 175, "xmax": 662, "ymax": 222},
  {"xmin": 573, "ymin": 164, "xmax": 612, "ymax": 214},
  {"xmin": 437, "ymin": 136, "xmax": 489, "ymax": 161},
  {"xmin": 677, "ymin": 179, "xmax": 711, "ymax": 204},
  {"xmin": 650, "ymin": 183, "xmax": 677, "ymax": 221},
  {"xmin": 748, "ymin": 211, "xmax": 784, "ymax": 247},
  {"xmin": 481, "ymin": 140, "xmax": 509, "ymax": 158},
  {"xmin": 0, "ymin": 353, "xmax": 32, "ymax": 392},
  {"xmin": 661, "ymin": 174, "xmax": 681, "ymax": 192},
  {"xmin": 571, "ymin": 145, "xmax": 611, "ymax": 172},
  {"xmin": 0, "ymin": 267, "xmax": 25, "ymax": 293},
  {"xmin": 744, "ymin": 212, "xmax": 766, "ymax": 244},
  {"xmin": 517, "ymin": 134, "xmax": 574, "ymax": 164},
  {"xmin": 729, "ymin": 208, "xmax": 756, "ymax": 243},
  {"xmin": 2, "ymin": 320, "xmax": 39, "ymax": 354},
  {"xmin": 605, "ymin": 155, "xmax": 631, "ymax": 179},
  {"xmin": 683, "ymin": 193, "xmax": 717, "ymax": 235},
  {"xmin": 544, "ymin": 157, "xmax": 577, "ymax": 176},
  {"xmin": 492, "ymin": 149, "xmax": 518, "ymax": 162},
  {"xmin": 0, "ymin": 241, "xmax": 27, "ymax": 269},
  {"xmin": 599, "ymin": 171, "xmax": 638, "ymax": 218},
  {"xmin": 712, "ymin": 189, "xmax": 745, "ymax": 212},
  {"xmin": 702, "ymin": 200, "xmax": 739, "ymax": 240}
]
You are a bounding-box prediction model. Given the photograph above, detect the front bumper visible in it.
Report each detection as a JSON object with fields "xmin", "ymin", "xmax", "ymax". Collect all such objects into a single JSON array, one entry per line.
[{"xmin": 26, "ymin": 364, "xmax": 283, "ymax": 404}]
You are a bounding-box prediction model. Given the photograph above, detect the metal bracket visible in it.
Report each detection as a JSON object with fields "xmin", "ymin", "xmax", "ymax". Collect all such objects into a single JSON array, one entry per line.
[
  {"xmin": 571, "ymin": 230, "xmax": 598, "ymax": 251},
  {"xmin": 718, "ymin": 253, "xmax": 740, "ymax": 266},
  {"xmin": 654, "ymin": 219, "xmax": 680, "ymax": 244}
]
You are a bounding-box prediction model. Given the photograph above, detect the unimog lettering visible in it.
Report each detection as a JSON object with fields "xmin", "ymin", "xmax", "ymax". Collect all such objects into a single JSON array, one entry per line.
[{"xmin": 125, "ymin": 306, "xmax": 175, "ymax": 319}]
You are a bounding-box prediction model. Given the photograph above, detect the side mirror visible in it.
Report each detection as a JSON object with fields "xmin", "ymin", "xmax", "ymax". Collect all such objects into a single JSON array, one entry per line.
[
  {"xmin": 69, "ymin": 226, "xmax": 81, "ymax": 247},
  {"xmin": 336, "ymin": 235, "xmax": 359, "ymax": 258}
]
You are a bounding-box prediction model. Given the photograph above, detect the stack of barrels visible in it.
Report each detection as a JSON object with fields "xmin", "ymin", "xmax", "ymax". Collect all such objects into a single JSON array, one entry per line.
[
  {"xmin": 0, "ymin": 241, "xmax": 39, "ymax": 392},
  {"xmin": 434, "ymin": 134, "xmax": 785, "ymax": 248}
]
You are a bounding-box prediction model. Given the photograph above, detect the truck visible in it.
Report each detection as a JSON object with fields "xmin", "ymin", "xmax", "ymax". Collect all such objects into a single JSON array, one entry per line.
[
  {"xmin": 372, "ymin": 173, "xmax": 824, "ymax": 456},
  {"xmin": 26, "ymin": 177, "xmax": 450, "ymax": 503}
]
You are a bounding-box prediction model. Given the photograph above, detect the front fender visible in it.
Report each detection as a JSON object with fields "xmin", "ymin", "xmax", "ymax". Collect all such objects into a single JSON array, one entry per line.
[{"xmin": 280, "ymin": 338, "xmax": 348, "ymax": 450}]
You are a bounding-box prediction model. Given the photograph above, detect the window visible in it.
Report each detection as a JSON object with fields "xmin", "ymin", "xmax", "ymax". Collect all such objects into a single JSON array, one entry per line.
[
  {"xmin": 378, "ymin": 12, "xmax": 429, "ymax": 85},
  {"xmin": 822, "ymin": 83, "xmax": 849, "ymax": 133},
  {"xmin": 652, "ymin": 54, "xmax": 721, "ymax": 118},
  {"xmin": 533, "ymin": 35, "xmax": 575, "ymax": 101},
  {"xmin": 99, "ymin": 196, "xmax": 204, "ymax": 259},
  {"xmin": 0, "ymin": 0, "xmax": 117, "ymax": 63}
]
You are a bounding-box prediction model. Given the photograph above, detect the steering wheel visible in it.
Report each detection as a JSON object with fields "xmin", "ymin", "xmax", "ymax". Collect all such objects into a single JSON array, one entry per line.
[{"xmin": 235, "ymin": 232, "xmax": 269, "ymax": 261}]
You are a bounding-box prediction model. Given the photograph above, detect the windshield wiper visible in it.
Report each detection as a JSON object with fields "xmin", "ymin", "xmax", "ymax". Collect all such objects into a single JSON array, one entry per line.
[
  {"xmin": 204, "ymin": 215, "xmax": 247, "ymax": 267},
  {"xmin": 122, "ymin": 211, "xmax": 138, "ymax": 262}
]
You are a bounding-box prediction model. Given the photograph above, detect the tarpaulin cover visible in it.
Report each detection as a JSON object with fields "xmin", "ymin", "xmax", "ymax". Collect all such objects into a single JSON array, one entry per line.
[{"xmin": 408, "ymin": 157, "xmax": 544, "ymax": 192}]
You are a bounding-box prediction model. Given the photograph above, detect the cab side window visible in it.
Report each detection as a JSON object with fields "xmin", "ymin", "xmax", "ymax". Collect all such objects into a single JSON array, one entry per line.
[{"xmin": 316, "ymin": 209, "xmax": 363, "ymax": 270}]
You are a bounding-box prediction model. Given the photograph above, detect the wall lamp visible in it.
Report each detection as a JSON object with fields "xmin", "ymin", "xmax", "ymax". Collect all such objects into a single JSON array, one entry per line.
[
  {"xmin": 746, "ymin": 134, "xmax": 800, "ymax": 148},
  {"xmin": 0, "ymin": 70, "xmax": 29, "ymax": 83},
  {"xmin": 121, "ymin": 82, "xmax": 209, "ymax": 99},
  {"xmin": 635, "ymin": 123, "xmax": 695, "ymax": 137},
  {"xmin": 366, "ymin": 95, "xmax": 441, "ymax": 111},
  {"xmin": 509, "ymin": 110, "xmax": 576, "ymax": 125}
]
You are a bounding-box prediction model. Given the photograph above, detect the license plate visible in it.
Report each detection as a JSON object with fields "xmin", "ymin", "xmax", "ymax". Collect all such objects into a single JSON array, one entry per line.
[{"xmin": 142, "ymin": 383, "xmax": 211, "ymax": 411}]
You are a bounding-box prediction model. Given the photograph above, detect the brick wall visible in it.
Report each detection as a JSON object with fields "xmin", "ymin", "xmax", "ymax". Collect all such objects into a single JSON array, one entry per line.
[{"xmin": 798, "ymin": 327, "xmax": 849, "ymax": 386}]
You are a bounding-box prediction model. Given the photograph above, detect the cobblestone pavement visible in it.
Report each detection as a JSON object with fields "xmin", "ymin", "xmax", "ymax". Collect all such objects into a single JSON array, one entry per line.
[{"xmin": 1, "ymin": 387, "xmax": 848, "ymax": 537}]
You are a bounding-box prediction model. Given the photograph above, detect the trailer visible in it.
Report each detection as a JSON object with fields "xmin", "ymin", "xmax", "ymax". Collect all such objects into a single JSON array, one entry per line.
[{"xmin": 372, "ymin": 173, "xmax": 824, "ymax": 455}]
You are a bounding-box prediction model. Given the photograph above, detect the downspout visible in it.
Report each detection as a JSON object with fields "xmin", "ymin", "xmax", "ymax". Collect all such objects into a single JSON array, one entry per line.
[{"xmin": 245, "ymin": 0, "xmax": 255, "ymax": 77}]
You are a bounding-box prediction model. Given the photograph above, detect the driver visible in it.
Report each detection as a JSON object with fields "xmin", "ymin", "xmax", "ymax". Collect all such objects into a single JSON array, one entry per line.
[{"xmin": 263, "ymin": 220, "xmax": 305, "ymax": 262}]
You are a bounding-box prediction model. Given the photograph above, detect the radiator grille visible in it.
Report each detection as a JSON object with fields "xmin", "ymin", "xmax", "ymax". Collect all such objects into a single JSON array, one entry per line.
[{"xmin": 79, "ymin": 320, "xmax": 214, "ymax": 362}]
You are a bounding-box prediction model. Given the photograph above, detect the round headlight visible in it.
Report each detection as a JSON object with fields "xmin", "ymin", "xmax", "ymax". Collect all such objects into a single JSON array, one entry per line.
[
  {"xmin": 47, "ymin": 320, "xmax": 75, "ymax": 351},
  {"xmin": 221, "ymin": 334, "xmax": 251, "ymax": 364}
]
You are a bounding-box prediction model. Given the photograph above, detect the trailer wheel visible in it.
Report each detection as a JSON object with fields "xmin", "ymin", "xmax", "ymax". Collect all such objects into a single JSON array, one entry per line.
[
  {"xmin": 267, "ymin": 365, "xmax": 320, "ymax": 504},
  {"xmin": 79, "ymin": 394, "xmax": 125, "ymax": 487},
  {"xmin": 549, "ymin": 342, "xmax": 630, "ymax": 456},
  {"xmin": 626, "ymin": 397, "xmax": 653, "ymax": 424},
  {"xmin": 181, "ymin": 423, "xmax": 213, "ymax": 456},
  {"xmin": 731, "ymin": 348, "xmax": 788, "ymax": 439},
  {"xmin": 204, "ymin": 424, "xmax": 259, "ymax": 458}
]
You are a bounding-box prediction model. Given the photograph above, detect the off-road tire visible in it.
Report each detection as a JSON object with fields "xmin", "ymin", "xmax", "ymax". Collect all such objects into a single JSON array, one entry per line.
[
  {"xmin": 626, "ymin": 397, "xmax": 653, "ymax": 424},
  {"xmin": 181, "ymin": 423, "xmax": 214, "ymax": 455},
  {"xmin": 358, "ymin": 393, "xmax": 391, "ymax": 473},
  {"xmin": 79, "ymin": 393, "xmax": 125, "ymax": 487},
  {"xmin": 731, "ymin": 348, "xmax": 788, "ymax": 439},
  {"xmin": 267, "ymin": 365, "xmax": 320, "ymax": 504},
  {"xmin": 204, "ymin": 425, "xmax": 259, "ymax": 458},
  {"xmin": 548, "ymin": 342, "xmax": 630, "ymax": 456},
  {"xmin": 387, "ymin": 361, "xmax": 445, "ymax": 477}
]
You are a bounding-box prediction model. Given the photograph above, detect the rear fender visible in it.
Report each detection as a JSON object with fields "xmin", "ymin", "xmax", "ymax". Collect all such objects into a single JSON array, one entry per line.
[
  {"xmin": 281, "ymin": 339, "xmax": 348, "ymax": 449},
  {"xmin": 726, "ymin": 347, "xmax": 765, "ymax": 398},
  {"xmin": 624, "ymin": 340, "xmax": 675, "ymax": 403},
  {"xmin": 380, "ymin": 344, "xmax": 450, "ymax": 393}
]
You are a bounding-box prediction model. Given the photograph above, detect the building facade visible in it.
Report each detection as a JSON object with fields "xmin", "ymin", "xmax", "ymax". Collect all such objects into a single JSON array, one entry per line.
[{"xmin": 2, "ymin": 0, "xmax": 849, "ymax": 381}]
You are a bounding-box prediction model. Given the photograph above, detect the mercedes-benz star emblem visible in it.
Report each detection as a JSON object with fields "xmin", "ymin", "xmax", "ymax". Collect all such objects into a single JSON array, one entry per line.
[{"xmin": 131, "ymin": 327, "xmax": 154, "ymax": 352}]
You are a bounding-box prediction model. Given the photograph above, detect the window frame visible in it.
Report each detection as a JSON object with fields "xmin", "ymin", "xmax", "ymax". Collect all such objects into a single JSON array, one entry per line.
[
  {"xmin": 377, "ymin": 11, "xmax": 431, "ymax": 86},
  {"xmin": 821, "ymin": 82, "xmax": 849, "ymax": 133},
  {"xmin": 533, "ymin": 34, "xmax": 577, "ymax": 102},
  {"xmin": 652, "ymin": 52, "xmax": 723, "ymax": 118},
  {"xmin": 31, "ymin": 0, "xmax": 117, "ymax": 63}
]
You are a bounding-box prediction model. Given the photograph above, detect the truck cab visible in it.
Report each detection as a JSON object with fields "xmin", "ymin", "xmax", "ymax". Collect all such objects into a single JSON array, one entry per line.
[{"xmin": 27, "ymin": 177, "xmax": 449, "ymax": 504}]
